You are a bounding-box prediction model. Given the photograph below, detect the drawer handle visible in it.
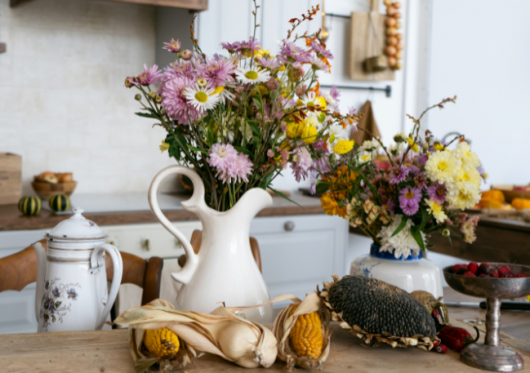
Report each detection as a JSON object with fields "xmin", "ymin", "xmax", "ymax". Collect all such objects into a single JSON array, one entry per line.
[
  {"xmin": 142, "ymin": 238, "xmax": 151, "ymax": 251},
  {"xmin": 284, "ymin": 221, "xmax": 295, "ymax": 232}
]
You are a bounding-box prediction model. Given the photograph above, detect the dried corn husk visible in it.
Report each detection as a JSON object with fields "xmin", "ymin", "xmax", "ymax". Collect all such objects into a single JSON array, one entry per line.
[
  {"xmin": 114, "ymin": 299, "xmax": 277, "ymax": 372},
  {"xmin": 272, "ymin": 291, "xmax": 331, "ymax": 371},
  {"xmin": 411, "ymin": 290, "xmax": 449, "ymax": 326},
  {"xmin": 320, "ymin": 275, "xmax": 438, "ymax": 351}
]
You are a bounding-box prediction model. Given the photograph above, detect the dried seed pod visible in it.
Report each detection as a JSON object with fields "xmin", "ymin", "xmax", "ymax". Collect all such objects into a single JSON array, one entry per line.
[
  {"xmin": 115, "ymin": 299, "xmax": 278, "ymax": 371},
  {"xmin": 272, "ymin": 292, "xmax": 331, "ymax": 371},
  {"xmin": 320, "ymin": 275, "xmax": 438, "ymax": 350}
]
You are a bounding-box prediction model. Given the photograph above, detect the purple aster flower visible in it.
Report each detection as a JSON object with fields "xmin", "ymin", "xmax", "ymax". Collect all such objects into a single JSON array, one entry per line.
[
  {"xmin": 163, "ymin": 39, "xmax": 181, "ymax": 53},
  {"xmin": 414, "ymin": 173, "xmax": 428, "ymax": 189},
  {"xmin": 291, "ymin": 147, "xmax": 313, "ymax": 182},
  {"xmin": 330, "ymin": 85, "xmax": 341, "ymax": 102},
  {"xmin": 417, "ymin": 154, "xmax": 428, "ymax": 167},
  {"xmin": 135, "ymin": 64, "xmax": 162, "ymax": 85},
  {"xmin": 399, "ymin": 186, "xmax": 422, "ymax": 215},
  {"xmin": 278, "ymin": 40, "xmax": 310, "ymax": 63},
  {"xmin": 239, "ymin": 37, "xmax": 260, "ymax": 55},
  {"xmin": 389, "ymin": 165, "xmax": 410, "ymax": 184},
  {"xmin": 198, "ymin": 57, "xmax": 235, "ymax": 87},
  {"xmin": 309, "ymin": 55, "xmax": 330, "ymax": 73},
  {"xmin": 427, "ymin": 182, "xmax": 446, "ymax": 204},
  {"xmin": 256, "ymin": 57, "xmax": 281, "ymax": 70},
  {"xmin": 221, "ymin": 41, "xmax": 240, "ymax": 53},
  {"xmin": 310, "ymin": 40, "xmax": 334, "ymax": 60},
  {"xmin": 348, "ymin": 106, "xmax": 356, "ymax": 116}
]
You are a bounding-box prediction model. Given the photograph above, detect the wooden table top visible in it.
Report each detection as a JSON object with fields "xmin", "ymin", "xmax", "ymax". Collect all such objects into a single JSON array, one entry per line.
[
  {"xmin": 1, "ymin": 303, "xmax": 529, "ymax": 373},
  {"xmin": 0, "ymin": 192, "xmax": 324, "ymax": 231}
]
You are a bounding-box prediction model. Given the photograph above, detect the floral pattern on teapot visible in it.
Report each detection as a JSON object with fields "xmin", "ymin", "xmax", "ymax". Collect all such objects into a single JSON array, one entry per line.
[{"xmin": 40, "ymin": 278, "xmax": 81, "ymax": 330}]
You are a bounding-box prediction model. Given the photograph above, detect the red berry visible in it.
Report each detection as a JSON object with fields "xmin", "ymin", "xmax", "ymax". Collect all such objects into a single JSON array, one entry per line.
[
  {"xmin": 467, "ymin": 262, "xmax": 479, "ymax": 274},
  {"xmin": 490, "ymin": 271, "xmax": 499, "ymax": 278},
  {"xmin": 477, "ymin": 263, "xmax": 492, "ymax": 275},
  {"xmin": 433, "ymin": 340, "xmax": 441, "ymax": 348},
  {"xmin": 478, "ymin": 274, "xmax": 487, "ymax": 277},
  {"xmin": 452, "ymin": 264, "xmax": 467, "ymax": 273},
  {"xmin": 463, "ymin": 271, "xmax": 477, "ymax": 277},
  {"xmin": 435, "ymin": 344, "xmax": 448, "ymax": 354},
  {"xmin": 503, "ymin": 273, "xmax": 516, "ymax": 278},
  {"xmin": 456, "ymin": 267, "xmax": 468, "ymax": 275},
  {"xmin": 516, "ymin": 274, "xmax": 529, "ymax": 278},
  {"xmin": 498, "ymin": 265, "xmax": 512, "ymax": 277}
]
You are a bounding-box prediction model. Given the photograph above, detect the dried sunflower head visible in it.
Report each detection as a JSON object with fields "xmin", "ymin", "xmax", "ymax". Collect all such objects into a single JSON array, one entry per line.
[
  {"xmin": 272, "ymin": 291, "xmax": 331, "ymax": 371},
  {"xmin": 320, "ymin": 275, "xmax": 439, "ymax": 350}
]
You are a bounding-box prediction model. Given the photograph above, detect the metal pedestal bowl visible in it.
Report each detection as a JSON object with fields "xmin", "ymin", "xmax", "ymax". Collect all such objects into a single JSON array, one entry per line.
[{"xmin": 443, "ymin": 263, "xmax": 530, "ymax": 372}]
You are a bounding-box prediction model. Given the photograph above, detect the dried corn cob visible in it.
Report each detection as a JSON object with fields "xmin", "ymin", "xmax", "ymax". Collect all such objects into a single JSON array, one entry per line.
[
  {"xmin": 289, "ymin": 305, "xmax": 323, "ymax": 359},
  {"xmin": 144, "ymin": 328, "xmax": 180, "ymax": 357}
]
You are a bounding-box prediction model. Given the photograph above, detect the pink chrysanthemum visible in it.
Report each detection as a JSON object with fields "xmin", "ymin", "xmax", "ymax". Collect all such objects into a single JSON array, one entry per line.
[
  {"xmin": 135, "ymin": 64, "xmax": 162, "ymax": 85},
  {"xmin": 291, "ymin": 147, "xmax": 313, "ymax": 182},
  {"xmin": 160, "ymin": 76, "xmax": 201, "ymax": 124},
  {"xmin": 163, "ymin": 60, "xmax": 197, "ymax": 82},
  {"xmin": 207, "ymin": 143, "xmax": 238, "ymax": 170},
  {"xmin": 163, "ymin": 39, "xmax": 181, "ymax": 53},
  {"xmin": 228, "ymin": 154, "xmax": 253, "ymax": 183},
  {"xmin": 198, "ymin": 57, "xmax": 235, "ymax": 87}
]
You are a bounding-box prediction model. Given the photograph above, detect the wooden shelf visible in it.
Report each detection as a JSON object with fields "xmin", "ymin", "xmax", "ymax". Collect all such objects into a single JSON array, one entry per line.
[{"xmin": 10, "ymin": 0, "xmax": 208, "ymax": 10}]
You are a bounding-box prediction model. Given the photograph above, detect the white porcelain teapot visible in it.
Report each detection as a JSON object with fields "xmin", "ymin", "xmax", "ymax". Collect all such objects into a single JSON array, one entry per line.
[{"xmin": 32, "ymin": 208, "xmax": 123, "ymax": 332}]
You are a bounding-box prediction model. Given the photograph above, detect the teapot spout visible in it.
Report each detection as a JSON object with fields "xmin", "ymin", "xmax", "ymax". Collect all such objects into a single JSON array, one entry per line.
[{"xmin": 33, "ymin": 241, "xmax": 47, "ymax": 324}]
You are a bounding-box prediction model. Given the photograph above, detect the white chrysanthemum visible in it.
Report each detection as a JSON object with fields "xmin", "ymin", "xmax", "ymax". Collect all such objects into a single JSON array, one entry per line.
[
  {"xmin": 455, "ymin": 164, "xmax": 482, "ymax": 188},
  {"xmin": 327, "ymin": 123, "xmax": 347, "ymax": 145},
  {"xmin": 377, "ymin": 215, "xmax": 424, "ymax": 259},
  {"xmin": 453, "ymin": 141, "xmax": 480, "ymax": 168},
  {"xmin": 389, "ymin": 142, "xmax": 404, "ymax": 154},
  {"xmin": 360, "ymin": 139, "xmax": 381, "ymax": 152},
  {"xmin": 425, "ymin": 150, "xmax": 461, "ymax": 184},
  {"xmin": 446, "ymin": 181, "xmax": 481, "ymax": 210},
  {"xmin": 235, "ymin": 67, "xmax": 270, "ymax": 84},
  {"xmin": 184, "ymin": 84, "xmax": 220, "ymax": 112}
]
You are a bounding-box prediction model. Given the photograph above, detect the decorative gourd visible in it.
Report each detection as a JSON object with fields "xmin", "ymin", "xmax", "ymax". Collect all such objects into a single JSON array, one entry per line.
[
  {"xmin": 18, "ymin": 196, "xmax": 41, "ymax": 216},
  {"xmin": 480, "ymin": 199, "xmax": 503, "ymax": 209},
  {"xmin": 49, "ymin": 194, "xmax": 70, "ymax": 212},
  {"xmin": 289, "ymin": 304, "xmax": 323, "ymax": 360},
  {"xmin": 512, "ymin": 198, "xmax": 530, "ymax": 210},
  {"xmin": 481, "ymin": 190, "xmax": 505, "ymax": 204},
  {"xmin": 144, "ymin": 328, "xmax": 180, "ymax": 357}
]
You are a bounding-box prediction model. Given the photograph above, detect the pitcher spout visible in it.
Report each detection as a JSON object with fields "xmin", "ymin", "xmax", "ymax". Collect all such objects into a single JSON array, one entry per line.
[{"xmin": 227, "ymin": 188, "xmax": 273, "ymax": 222}]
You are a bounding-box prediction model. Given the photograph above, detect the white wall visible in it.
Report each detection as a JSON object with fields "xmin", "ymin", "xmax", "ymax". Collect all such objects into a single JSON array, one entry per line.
[
  {"xmin": 426, "ymin": 0, "xmax": 530, "ymax": 188},
  {"xmin": 0, "ymin": 0, "xmax": 174, "ymax": 195}
]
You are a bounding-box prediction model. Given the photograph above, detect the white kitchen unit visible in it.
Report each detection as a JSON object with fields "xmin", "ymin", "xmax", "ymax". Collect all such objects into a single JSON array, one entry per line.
[{"xmin": 0, "ymin": 213, "xmax": 347, "ymax": 333}]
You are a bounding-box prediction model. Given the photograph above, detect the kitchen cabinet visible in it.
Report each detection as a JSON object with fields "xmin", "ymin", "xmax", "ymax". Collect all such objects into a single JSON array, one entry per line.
[{"xmin": 0, "ymin": 213, "xmax": 347, "ymax": 334}]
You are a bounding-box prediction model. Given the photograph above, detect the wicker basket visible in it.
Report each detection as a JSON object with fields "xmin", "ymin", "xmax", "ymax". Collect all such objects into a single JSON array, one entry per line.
[{"xmin": 31, "ymin": 181, "xmax": 77, "ymax": 201}]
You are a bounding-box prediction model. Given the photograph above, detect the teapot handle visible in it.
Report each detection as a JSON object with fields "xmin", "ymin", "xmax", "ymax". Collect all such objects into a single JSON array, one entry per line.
[
  {"xmin": 92, "ymin": 243, "xmax": 122, "ymax": 330},
  {"xmin": 148, "ymin": 166, "xmax": 206, "ymax": 285}
]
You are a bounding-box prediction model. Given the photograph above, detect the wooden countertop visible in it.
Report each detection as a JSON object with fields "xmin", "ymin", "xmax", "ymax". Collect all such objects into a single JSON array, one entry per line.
[
  {"xmin": 1, "ymin": 295, "xmax": 529, "ymax": 373},
  {"xmin": 0, "ymin": 192, "xmax": 324, "ymax": 231}
]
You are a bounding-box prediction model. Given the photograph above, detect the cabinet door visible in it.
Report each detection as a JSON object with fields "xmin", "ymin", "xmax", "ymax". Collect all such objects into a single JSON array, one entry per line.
[{"xmin": 250, "ymin": 215, "xmax": 347, "ymax": 305}]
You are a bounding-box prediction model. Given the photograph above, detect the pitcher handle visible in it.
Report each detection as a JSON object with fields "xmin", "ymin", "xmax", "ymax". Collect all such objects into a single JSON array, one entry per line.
[
  {"xmin": 92, "ymin": 243, "xmax": 122, "ymax": 330},
  {"xmin": 148, "ymin": 166, "xmax": 206, "ymax": 285},
  {"xmin": 33, "ymin": 241, "xmax": 47, "ymax": 323}
]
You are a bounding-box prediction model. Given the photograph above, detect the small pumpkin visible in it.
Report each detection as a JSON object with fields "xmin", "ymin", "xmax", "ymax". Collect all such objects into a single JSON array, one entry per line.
[
  {"xmin": 49, "ymin": 194, "xmax": 70, "ymax": 212},
  {"xmin": 481, "ymin": 190, "xmax": 505, "ymax": 204},
  {"xmin": 512, "ymin": 198, "xmax": 530, "ymax": 210},
  {"xmin": 18, "ymin": 196, "xmax": 41, "ymax": 216}
]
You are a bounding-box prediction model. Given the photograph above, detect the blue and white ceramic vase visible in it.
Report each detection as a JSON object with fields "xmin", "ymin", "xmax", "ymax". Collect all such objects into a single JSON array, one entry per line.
[{"xmin": 350, "ymin": 243, "xmax": 443, "ymax": 298}]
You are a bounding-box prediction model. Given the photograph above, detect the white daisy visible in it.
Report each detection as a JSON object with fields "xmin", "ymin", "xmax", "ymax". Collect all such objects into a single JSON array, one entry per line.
[
  {"xmin": 299, "ymin": 91, "xmax": 327, "ymax": 121},
  {"xmin": 327, "ymin": 123, "xmax": 347, "ymax": 145},
  {"xmin": 184, "ymin": 84, "xmax": 220, "ymax": 112},
  {"xmin": 235, "ymin": 67, "xmax": 270, "ymax": 84},
  {"xmin": 360, "ymin": 139, "xmax": 381, "ymax": 152},
  {"xmin": 211, "ymin": 84, "xmax": 235, "ymax": 105}
]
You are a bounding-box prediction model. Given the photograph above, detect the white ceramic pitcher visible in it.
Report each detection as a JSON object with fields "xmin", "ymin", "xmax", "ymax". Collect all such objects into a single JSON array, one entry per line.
[
  {"xmin": 149, "ymin": 166, "xmax": 274, "ymax": 322},
  {"xmin": 33, "ymin": 209, "xmax": 123, "ymax": 332}
]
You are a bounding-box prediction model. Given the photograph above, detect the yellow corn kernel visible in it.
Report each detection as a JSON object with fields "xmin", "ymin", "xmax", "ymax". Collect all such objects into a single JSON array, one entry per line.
[
  {"xmin": 289, "ymin": 305, "xmax": 323, "ymax": 360},
  {"xmin": 144, "ymin": 328, "xmax": 180, "ymax": 357}
]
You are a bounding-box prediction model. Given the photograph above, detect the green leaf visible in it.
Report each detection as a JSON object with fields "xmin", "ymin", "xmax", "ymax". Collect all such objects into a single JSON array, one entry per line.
[
  {"xmin": 410, "ymin": 227, "xmax": 425, "ymax": 250},
  {"xmin": 316, "ymin": 182, "xmax": 329, "ymax": 194},
  {"xmin": 234, "ymin": 146, "xmax": 252, "ymax": 156},
  {"xmin": 187, "ymin": 144, "xmax": 208, "ymax": 155},
  {"xmin": 391, "ymin": 217, "xmax": 408, "ymax": 237},
  {"xmin": 135, "ymin": 112, "xmax": 157, "ymax": 119},
  {"xmin": 269, "ymin": 187, "xmax": 302, "ymax": 207},
  {"xmin": 419, "ymin": 208, "xmax": 429, "ymax": 230},
  {"xmin": 253, "ymin": 97, "xmax": 264, "ymax": 113},
  {"xmin": 247, "ymin": 121, "xmax": 260, "ymax": 136},
  {"xmin": 260, "ymin": 172, "xmax": 275, "ymax": 189},
  {"xmin": 168, "ymin": 142, "xmax": 181, "ymax": 161}
]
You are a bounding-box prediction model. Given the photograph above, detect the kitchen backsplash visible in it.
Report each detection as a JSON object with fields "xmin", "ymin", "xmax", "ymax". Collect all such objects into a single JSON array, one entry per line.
[{"xmin": 0, "ymin": 0, "xmax": 175, "ymax": 195}]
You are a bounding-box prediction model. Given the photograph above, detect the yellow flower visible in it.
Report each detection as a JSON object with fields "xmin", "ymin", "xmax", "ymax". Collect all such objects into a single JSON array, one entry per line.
[
  {"xmin": 425, "ymin": 150, "xmax": 461, "ymax": 184},
  {"xmin": 333, "ymin": 139, "xmax": 354, "ymax": 154},
  {"xmin": 433, "ymin": 141, "xmax": 445, "ymax": 151},
  {"xmin": 407, "ymin": 137, "xmax": 419, "ymax": 153},
  {"xmin": 425, "ymin": 199, "xmax": 448, "ymax": 224},
  {"xmin": 211, "ymin": 86, "xmax": 224, "ymax": 95},
  {"xmin": 286, "ymin": 122, "xmax": 304, "ymax": 138},
  {"xmin": 455, "ymin": 164, "xmax": 482, "ymax": 188},
  {"xmin": 159, "ymin": 140, "xmax": 170, "ymax": 153},
  {"xmin": 446, "ymin": 182, "xmax": 481, "ymax": 210},
  {"xmin": 302, "ymin": 125, "xmax": 318, "ymax": 144},
  {"xmin": 254, "ymin": 49, "xmax": 273, "ymax": 59},
  {"xmin": 320, "ymin": 192, "xmax": 347, "ymax": 218}
]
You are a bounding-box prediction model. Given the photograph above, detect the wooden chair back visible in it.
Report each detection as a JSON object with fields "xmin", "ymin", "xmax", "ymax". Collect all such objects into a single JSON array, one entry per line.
[
  {"xmin": 0, "ymin": 240, "xmax": 163, "ymax": 306},
  {"xmin": 178, "ymin": 230, "xmax": 262, "ymax": 272}
]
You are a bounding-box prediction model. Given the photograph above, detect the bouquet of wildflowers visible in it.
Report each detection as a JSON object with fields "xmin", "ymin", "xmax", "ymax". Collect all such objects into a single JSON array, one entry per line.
[
  {"xmin": 315, "ymin": 97, "xmax": 485, "ymax": 259},
  {"xmin": 125, "ymin": 2, "xmax": 357, "ymax": 212}
]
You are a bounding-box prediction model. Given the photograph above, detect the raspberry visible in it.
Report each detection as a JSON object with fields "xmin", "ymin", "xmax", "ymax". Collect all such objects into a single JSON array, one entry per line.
[
  {"xmin": 498, "ymin": 265, "xmax": 512, "ymax": 277},
  {"xmin": 490, "ymin": 271, "xmax": 499, "ymax": 278},
  {"xmin": 463, "ymin": 271, "xmax": 476, "ymax": 277},
  {"xmin": 477, "ymin": 263, "xmax": 491, "ymax": 275},
  {"xmin": 467, "ymin": 262, "xmax": 478, "ymax": 274},
  {"xmin": 452, "ymin": 264, "xmax": 467, "ymax": 273}
]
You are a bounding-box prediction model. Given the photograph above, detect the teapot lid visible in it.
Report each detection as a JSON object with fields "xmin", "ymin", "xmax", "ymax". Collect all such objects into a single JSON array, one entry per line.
[{"xmin": 46, "ymin": 208, "xmax": 108, "ymax": 240}]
